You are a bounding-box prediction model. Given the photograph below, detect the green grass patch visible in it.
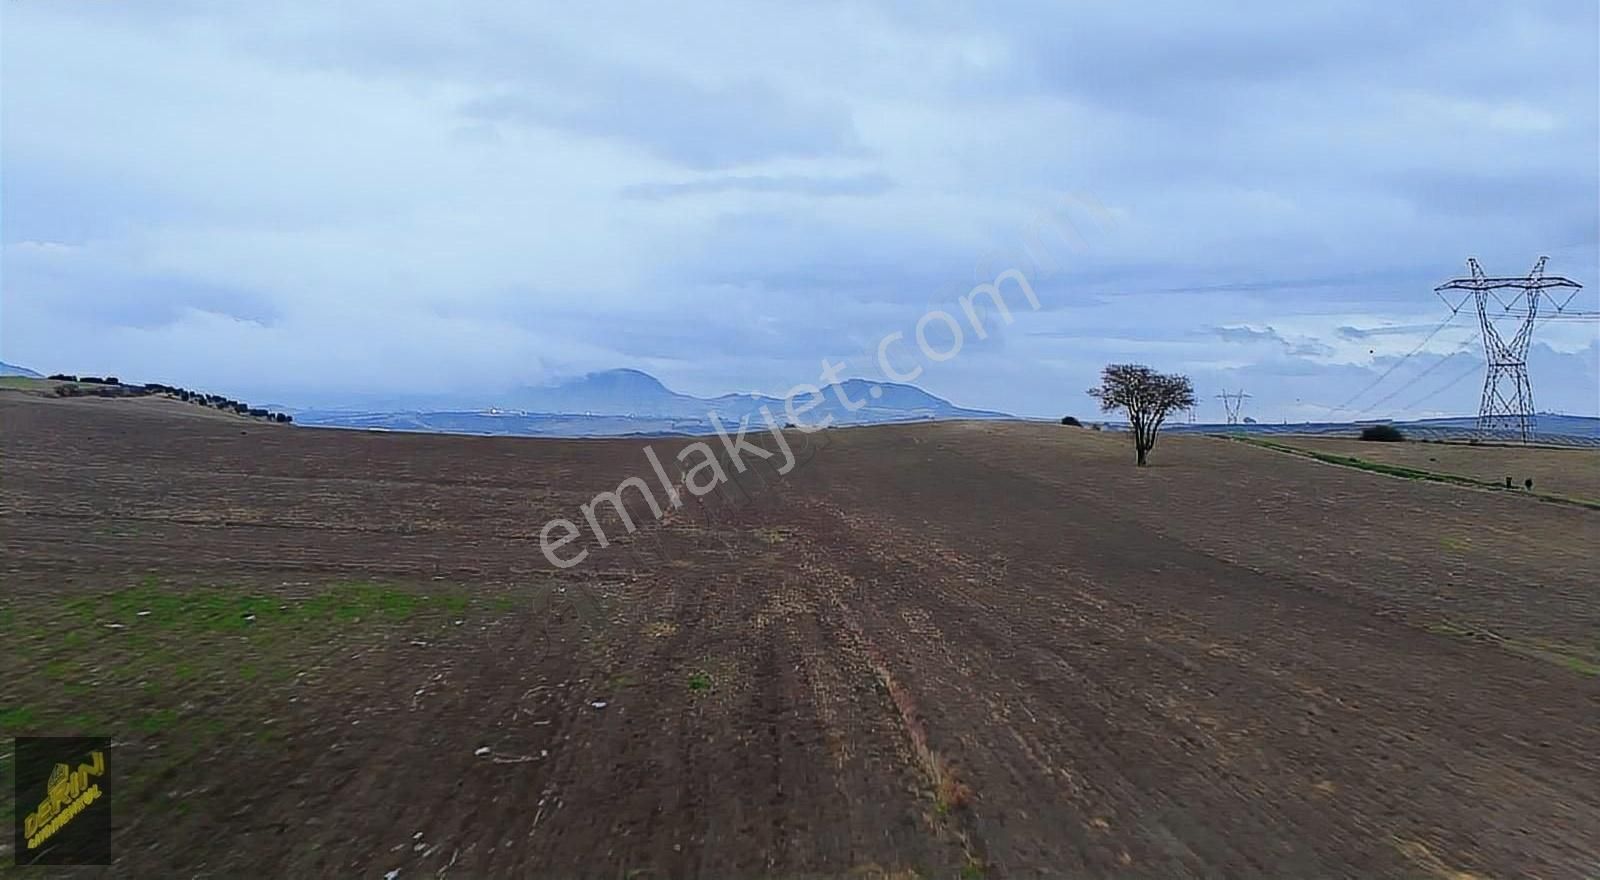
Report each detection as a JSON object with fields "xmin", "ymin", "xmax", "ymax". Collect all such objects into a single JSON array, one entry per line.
[
  {"xmin": 0, "ymin": 376, "xmax": 58, "ymax": 391},
  {"xmin": 0, "ymin": 577, "xmax": 499, "ymax": 848},
  {"xmin": 489, "ymin": 594, "xmax": 521, "ymax": 613},
  {"xmin": 1554, "ymin": 654, "xmax": 1600, "ymax": 676},
  {"xmin": 0, "ymin": 705, "xmax": 38, "ymax": 730},
  {"xmin": 61, "ymin": 712, "xmax": 111, "ymax": 732},
  {"xmin": 139, "ymin": 708, "xmax": 180, "ymax": 733},
  {"xmin": 687, "ymin": 671, "xmax": 712, "ymax": 692},
  {"xmin": 59, "ymin": 577, "xmax": 469, "ymax": 632},
  {"xmin": 1426, "ymin": 620, "xmax": 1599, "ymax": 677},
  {"xmin": 3, "ymin": 577, "xmax": 481, "ymax": 747}
]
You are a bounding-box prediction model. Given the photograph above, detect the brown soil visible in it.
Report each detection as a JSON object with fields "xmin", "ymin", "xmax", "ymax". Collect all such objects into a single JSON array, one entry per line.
[
  {"xmin": 3, "ymin": 392, "xmax": 1597, "ymax": 878},
  {"xmin": 1273, "ymin": 434, "xmax": 1600, "ymax": 502}
]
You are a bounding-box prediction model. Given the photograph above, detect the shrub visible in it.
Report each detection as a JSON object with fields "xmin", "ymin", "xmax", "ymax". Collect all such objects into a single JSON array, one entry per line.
[
  {"xmin": 47, "ymin": 374, "xmax": 77, "ymax": 381},
  {"xmin": 1060, "ymin": 416, "xmax": 1083, "ymax": 427},
  {"xmin": 1359, "ymin": 424, "xmax": 1405, "ymax": 442}
]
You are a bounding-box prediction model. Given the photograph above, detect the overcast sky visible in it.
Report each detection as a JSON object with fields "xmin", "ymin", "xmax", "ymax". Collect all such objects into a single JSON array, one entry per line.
[{"xmin": 3, "ymin": 1, "xmax": 1596, "ymax": 420}]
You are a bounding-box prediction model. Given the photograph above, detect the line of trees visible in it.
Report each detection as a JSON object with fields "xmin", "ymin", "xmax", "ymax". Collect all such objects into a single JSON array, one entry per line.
[{"xmin": 47, "ymin": 376, "xmax": 292, "ymax": 423}]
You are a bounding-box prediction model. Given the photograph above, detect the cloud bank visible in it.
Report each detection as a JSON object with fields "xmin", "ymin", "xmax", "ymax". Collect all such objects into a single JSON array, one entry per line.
[{"xmin": 3, "ymin": 1, "xmax": 1595, "ymax": 419}]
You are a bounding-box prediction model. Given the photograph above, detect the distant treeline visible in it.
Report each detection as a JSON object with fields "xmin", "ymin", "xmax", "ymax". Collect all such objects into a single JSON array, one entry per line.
[{"xmin": 45, "ymin": 375, "xmax": 293, "ymax": 423}]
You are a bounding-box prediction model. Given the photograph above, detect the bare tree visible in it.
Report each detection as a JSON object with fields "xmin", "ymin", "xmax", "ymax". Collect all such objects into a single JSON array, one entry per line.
[{"xmin": 1087, "ymin": 364, "xmax": 1195, "ymax": 466}]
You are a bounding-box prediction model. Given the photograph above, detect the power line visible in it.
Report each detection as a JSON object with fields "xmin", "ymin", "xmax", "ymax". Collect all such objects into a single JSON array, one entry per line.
[
  {"xmin": 1353, "ymin": 328, "xmax": 1482, "ymax": 418},
  {"xmin": 1392, "ymin": 300, "xmax": 1589, "ymax": 416},
  {"xmin": 1493, "ymin": 311, "xmax": 1599, "ymax": 322},
  {"xmin": 1402, "ymin": 356, "xmax": 1484, "ymax": 412},
  {"xmin": 1330, "ymin": 312, "xmax": 1460, "ymax": 414}
]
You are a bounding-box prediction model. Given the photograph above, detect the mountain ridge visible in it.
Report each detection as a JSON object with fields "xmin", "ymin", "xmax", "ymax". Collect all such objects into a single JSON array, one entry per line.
[
  {"xmin": 296, "ymin": 368, "xmax": 1014, "ymax": 437},
  {"xmin": 0, "ymin": 361, "xmax": 42, "ymax": 378}
]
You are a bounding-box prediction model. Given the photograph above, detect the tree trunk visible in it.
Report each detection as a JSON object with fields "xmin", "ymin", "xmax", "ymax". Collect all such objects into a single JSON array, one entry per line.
[{"xmin": 1136, "ymin": 445, "xmax": 1149, "ymax": 466}]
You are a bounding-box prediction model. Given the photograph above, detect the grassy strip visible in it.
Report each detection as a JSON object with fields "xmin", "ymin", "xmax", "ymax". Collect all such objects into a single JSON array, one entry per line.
[
  {"xmin": 0, "ymin": 578, "xmax": 485, "ymax": 839},
  {"xmin": 0, "ymin": 376, "xmax": 64, "ymax": 392},
  {"xmin": 1426, "ymin": 620, "xmax": 1600, "ymax": 677},
  {"xmin": 1220, "ymin": 435, "xmax": 1600, "ymax": 511}
]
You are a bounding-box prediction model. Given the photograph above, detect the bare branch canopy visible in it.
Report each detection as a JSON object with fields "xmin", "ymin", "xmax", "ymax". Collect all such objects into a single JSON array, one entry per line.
[{"xmin": 1087, "ymin": 364, "xmax": 1196, "ymax": 466}]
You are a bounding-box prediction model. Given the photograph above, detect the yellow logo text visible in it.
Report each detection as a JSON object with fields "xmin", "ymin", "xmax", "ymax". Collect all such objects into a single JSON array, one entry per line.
[{"xmin": 23, "ymin": 750, "xmax": 105, "ymax": 851}]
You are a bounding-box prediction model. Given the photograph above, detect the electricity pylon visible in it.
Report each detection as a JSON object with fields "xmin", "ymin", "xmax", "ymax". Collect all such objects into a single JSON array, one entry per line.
[
  {"xmin": 1434, "ymin": 257, "xmax": 1582, "ymax": 442},
  {"xmin": 1216, "ymin": 390, "xmax": 1250, "ymax": 425}
]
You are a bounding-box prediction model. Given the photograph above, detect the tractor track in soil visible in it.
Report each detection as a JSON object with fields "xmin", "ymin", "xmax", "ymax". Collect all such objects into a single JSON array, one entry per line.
[{"xmin": 2, "ymin": 392, "xmax": 1597, "ymax": 877}]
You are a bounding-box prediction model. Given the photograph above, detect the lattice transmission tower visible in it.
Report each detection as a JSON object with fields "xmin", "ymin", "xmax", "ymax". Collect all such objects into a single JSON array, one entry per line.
[
  {"xmin": 1216, "ymin": 390, "xmax": 1250, "ymax": 425},
  {"xmin": 1434, "ymin": 257, "xmax": 1582, "ymax": 442}
]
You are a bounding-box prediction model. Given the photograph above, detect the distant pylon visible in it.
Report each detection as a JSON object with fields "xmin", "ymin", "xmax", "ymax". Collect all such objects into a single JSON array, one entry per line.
[
  {"xmin": 1434, "ymin": 256, "xmax": 1582, "ymax": 442},
  {"xmin": 1216, "ymin": 390, "xmax": 1250, "ymax": 425}
]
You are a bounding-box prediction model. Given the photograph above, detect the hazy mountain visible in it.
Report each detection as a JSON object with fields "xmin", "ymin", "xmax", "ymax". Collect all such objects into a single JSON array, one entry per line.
[
  {"xmin": 511, "ymin": 368, "xmax": 706, "ymax": 417},
  {"xmin": 295, "ymin": 368, "xmax": 1014, "ymax": 437},
  {"xmin": 0, "ymin": 361, "xmax": 42, "ymax": 378},
  {"xmin": 508, "ymin": 369, "xmax": 1009, "ymax": 423}
]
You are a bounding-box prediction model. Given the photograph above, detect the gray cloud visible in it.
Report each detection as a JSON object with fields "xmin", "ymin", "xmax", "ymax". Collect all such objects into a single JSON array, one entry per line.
[
  {"xmin": 619, "ymin": 173, "xmax": 894, "ymax": 201},
  {"xmin": 1207, "ymin": 325, "xmax": 1334, "ymax": 359},
  {"xmin": 1337, "ymin": 323, "xmax": 1447, "ymax": 341},
  {"xmin": 1, "ymin": 1, "xmax": 1594, "ymax": 419},
  {"xmin": 461, "ymin": 78, "xmax": 867, "ymax": 169},
  {"xmin": 1211, "ymin": 325, "xmax": 1284, "ymax": 344}
]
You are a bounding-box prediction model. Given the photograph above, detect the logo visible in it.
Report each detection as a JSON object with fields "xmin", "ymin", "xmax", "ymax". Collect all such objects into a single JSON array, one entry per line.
[{"xmin": 11, "ymin": 737, "xmax": 111, "ymax": 865}]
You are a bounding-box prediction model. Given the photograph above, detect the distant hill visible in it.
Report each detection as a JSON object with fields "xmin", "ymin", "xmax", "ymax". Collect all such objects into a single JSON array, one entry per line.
[
  {"xmin": 296, "ymin": 368, "xmax": 1013, "ymax": 437},
  {"xmin": 511, "ymin": 368, "xmax": 706, "ymax": 417},
  {"xmin": 507, "ymin": 368, "xmax": 1014, "ymax": 426},
  {"xmin": 0, "ymin": 361, "xmax": 42, "ymax": 378},
  {"xmin": 1160, "ymin": 412, "xmax": 1600, "ymax": 447}
]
